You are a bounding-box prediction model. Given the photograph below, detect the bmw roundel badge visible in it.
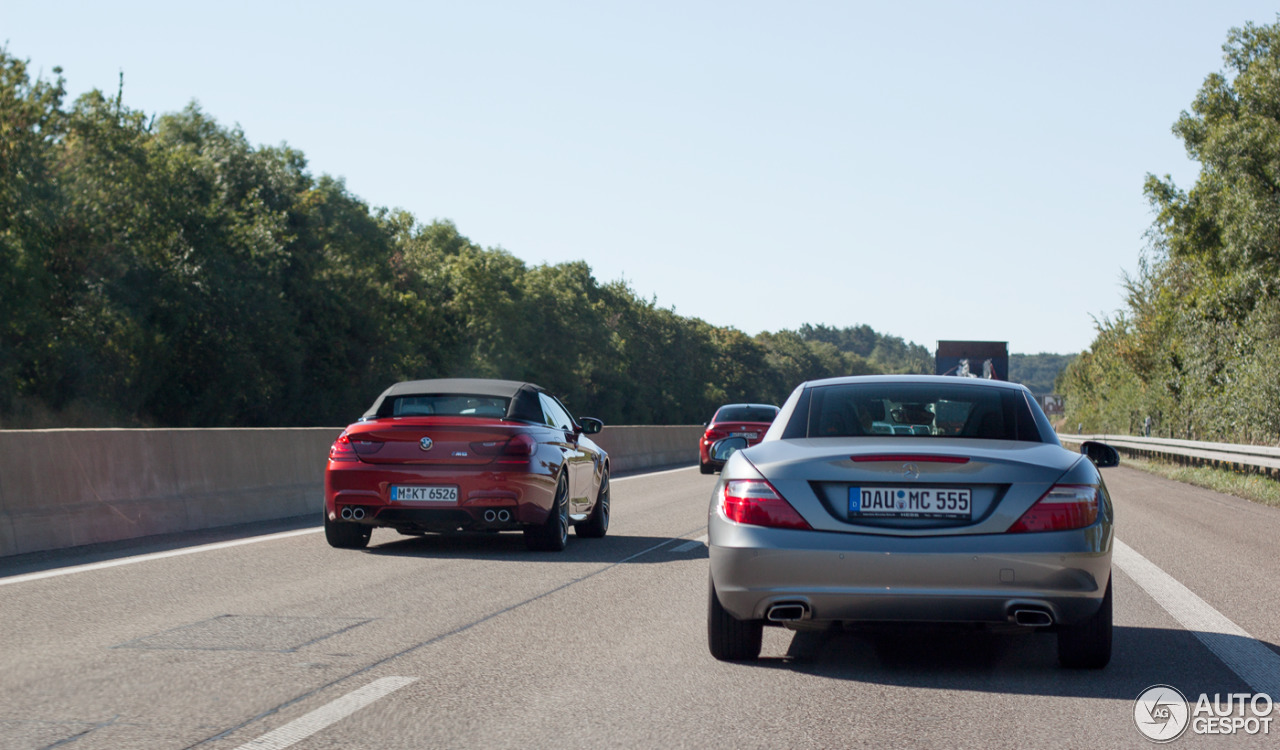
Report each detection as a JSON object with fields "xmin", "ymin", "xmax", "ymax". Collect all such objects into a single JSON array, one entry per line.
[{"xmin": 419, "ymin": 437, "xmax": 433, "ymax": 451}]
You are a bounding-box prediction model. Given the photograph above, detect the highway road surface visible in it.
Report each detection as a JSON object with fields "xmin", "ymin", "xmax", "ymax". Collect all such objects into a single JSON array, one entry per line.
[{"xmin": 2, "ymin": 464, "xmax": 1278, "ymax": 749}]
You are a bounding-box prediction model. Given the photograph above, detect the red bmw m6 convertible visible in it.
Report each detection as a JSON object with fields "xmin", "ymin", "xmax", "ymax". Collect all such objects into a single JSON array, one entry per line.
[{"xmin": 324, "ymin": 378, "xmax": 609, "ymax": 552}]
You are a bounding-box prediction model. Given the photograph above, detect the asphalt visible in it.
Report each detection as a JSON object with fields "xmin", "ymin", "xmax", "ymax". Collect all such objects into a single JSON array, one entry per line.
[{"xmin": 1, "ymin": 463, "xmax": 1276, "ymax": 749}]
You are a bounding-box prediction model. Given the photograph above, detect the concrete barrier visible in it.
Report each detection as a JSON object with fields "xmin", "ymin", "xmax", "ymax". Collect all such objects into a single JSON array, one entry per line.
[
  {"xmin": 0, "ymin": 428, "xmax": 341, "ymax": 557},
  {"xmin": 591, "ymin": 425, "xmax": 703, "ymax": 474},
  {"xmin": 0, "ymin": 424, "xmax": 701, "ymax": 557}
]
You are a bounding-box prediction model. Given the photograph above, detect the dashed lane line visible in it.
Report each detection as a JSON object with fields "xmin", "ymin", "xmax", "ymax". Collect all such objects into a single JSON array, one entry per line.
[
  {"xmin": 233, "ymin": 677, "xmax": 417, "ymax": 750},
  {"xmin": 1114, "ymin": 539, "xmax": 1280, "ymax": 696},
  {"xmin": 191, "ymin": 532, "xmax": 690, "ymax": 746}
]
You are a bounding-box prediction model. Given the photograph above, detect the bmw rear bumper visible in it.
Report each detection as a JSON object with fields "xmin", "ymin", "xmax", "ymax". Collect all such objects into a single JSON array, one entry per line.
[{"xmin": 325, "ymin": 461, "xmax": 557, "ymax": 530}]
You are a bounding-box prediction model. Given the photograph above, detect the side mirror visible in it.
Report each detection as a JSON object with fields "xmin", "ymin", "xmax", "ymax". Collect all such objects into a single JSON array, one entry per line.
[
  {"xmin": 577, "ymin": 417, "xmax": 603, "ymax": 435},
  {"xmin": 711, "ymin": 436, "xmax": 748, "ymax": 462},
  {"xmin": 1080, "ymin": 440, "xmax": 1119, "ymax": 468}
]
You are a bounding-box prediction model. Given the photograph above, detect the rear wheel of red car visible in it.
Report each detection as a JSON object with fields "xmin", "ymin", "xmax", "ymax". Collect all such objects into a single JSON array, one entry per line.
[
  {"xmin": 708, "ymin": 578, "xmax": 762, "ymax": 661},
  {"xmin": 524, "ymin": 473, "xmax": 569, "ymax": 552},
  {"xmin": 324, "ymin": 513, "xmax": 371, "ymax": 549},
  {"xmin": 1057, "ymin": 576, "xmax": 1112, "ymax": 669},
  {"xmin": 699, "ymin": 462, "xmax": 713, "ymax": 475},
  {"xmin": 575, "ymin": 469, "xmax": 610, "ymax": 538}
]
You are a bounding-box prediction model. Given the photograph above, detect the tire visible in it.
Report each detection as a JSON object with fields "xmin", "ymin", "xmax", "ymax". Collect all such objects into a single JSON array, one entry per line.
[
  {"xmin": 699, "ymin": 461, "xmax": 714, "ymax": 475},
  {"xmin": 708, "ymin": 578, "xmax": 763, "ymax": 661},
  {"xmin": 324, "ymin": 512, "xmax": 371, "ymax": 549},
  {"xmin": 1058, "ymin": 576, "xmax": 1112, "ymax": 669},
  {"xmin": 575, "ymin": 469, "xmax": 610, "ymax": 538},
  {"xmin": 524, "ymin": 473, "xmax": 570, "ymax": 552}
]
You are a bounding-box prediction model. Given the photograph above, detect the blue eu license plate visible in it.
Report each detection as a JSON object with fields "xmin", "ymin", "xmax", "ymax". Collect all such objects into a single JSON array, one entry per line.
[
  {"xmin": 849, "ymin": 486, "xmax": 971, "ymax": 519},
  {"xmin": 390, "ymin": 485, "xmax": 459, "ymax": 503}
]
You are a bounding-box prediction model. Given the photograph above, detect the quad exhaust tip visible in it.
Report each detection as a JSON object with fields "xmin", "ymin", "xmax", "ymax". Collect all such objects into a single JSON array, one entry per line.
[
  {"xmin": 484, "ymin": 509, "xmax": 514, "ymax": 523},
  {"xmin": 766, "ymin": 602, "xmax": 811, "ymax": 622},
  {"xmin": 340, "ymin": 507, "xmax": 353, "ymax": 520}
]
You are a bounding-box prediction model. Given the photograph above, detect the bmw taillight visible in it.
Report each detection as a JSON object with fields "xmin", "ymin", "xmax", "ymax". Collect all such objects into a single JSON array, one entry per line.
[
  {"xmin": 471, "ymin": 434, "xmax": 536, "ymax": 463},
  {"xmin": 721, "ymin": 479, "xmax": 812, "ymax": 530},
  {"xmin": 704, "ymin": 428, "xmax": 727, "ymax": 442},
  {"xmin": 1007, "ymin": 485, "xmax": 1099, "ymax": 533},
  {"xmin": 329, "ymin": 432, "xmax": 358, "ymax": 462}
]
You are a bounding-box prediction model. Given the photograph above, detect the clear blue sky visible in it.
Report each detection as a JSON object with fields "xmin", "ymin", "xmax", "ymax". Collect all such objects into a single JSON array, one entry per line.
[{"xmin": 5, "ymin": 1, "xmax": 1278, "ymax": 354}]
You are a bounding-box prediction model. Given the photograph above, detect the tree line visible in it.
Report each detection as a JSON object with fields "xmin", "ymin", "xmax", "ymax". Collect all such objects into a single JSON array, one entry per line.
[
  {"xmin": 0, "ymin": 48, "xmax": 939, "ymax": 428},
  {"xmin": 1058, "ymin": 20, "xmax": 1280, "ymax": 443}
]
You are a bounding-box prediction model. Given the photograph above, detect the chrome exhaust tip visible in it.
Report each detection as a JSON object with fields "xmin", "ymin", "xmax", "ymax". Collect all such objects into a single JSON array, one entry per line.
[
  {"xmin": 497, "ymin": 510, "xmax": 511, "ymax": 522},
  {"xmin": 351, "ymin": 507, "xmax": 365, "ymax": 521},
  {"xmin": 484, "ymin": 510, "xmax": 497, "ymax": 523},
  {"xmin": 766, "ymin": 603, "xmax": 810, "ymax": 622},
  {"xmin": 341, "ymin": 507, "xmax": 353, "ymax": 520},
  {"xmin": 1011, "ymin": 608, "xmax": 1053, "ymax": 627}
]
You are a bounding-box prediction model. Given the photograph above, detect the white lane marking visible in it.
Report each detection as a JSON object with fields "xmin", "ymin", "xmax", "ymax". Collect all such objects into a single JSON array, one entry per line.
[
  {"xmin": 613, "ymin": 465, "xmax": 697, "ymax": 482},
  {"xmin": 672, "ymin": 534, "xmax": 708, "ymax": 552},
  {"xmin": 234, "ymin": 676, "xmax": 416, "ymax": 750},
  {"xmin": 1114, "ymin": 539, "xmax": 1280, "ymax": 696},
  {"xmin": 0, "ymin": 528, "xmax": 323, "ymax": 587}
]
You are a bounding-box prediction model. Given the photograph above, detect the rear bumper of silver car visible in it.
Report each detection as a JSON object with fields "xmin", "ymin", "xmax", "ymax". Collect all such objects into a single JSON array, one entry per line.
[{"xmin": 709, "ymin": 520, "xmax": 1112, "ymax": 627}]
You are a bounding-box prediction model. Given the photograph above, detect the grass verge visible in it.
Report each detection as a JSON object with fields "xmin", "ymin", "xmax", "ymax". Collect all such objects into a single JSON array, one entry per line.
[{"xmin": 1122, "ymin": 455, "xmax": 1280, "ymax": 509}]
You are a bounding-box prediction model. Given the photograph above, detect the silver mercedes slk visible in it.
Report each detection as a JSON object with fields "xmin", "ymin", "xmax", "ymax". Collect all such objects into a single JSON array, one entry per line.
[{"xmin": 707, "ymin": 375, "xmax": 1118, "ymax": 668}]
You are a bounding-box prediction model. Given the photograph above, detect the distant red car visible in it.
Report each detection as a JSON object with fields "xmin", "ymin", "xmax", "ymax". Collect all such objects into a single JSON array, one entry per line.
[
  {"xmin": 699, "ymin": 403, "xmax": 779, "ymax": 474},
  {"xmin": 324, "ymin": 378, "xmax": 609, "ymax": 552}
]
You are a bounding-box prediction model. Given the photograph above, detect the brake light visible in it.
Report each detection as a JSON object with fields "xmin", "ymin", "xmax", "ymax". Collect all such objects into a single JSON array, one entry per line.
[
  {"xmin": 1007, "ymin": 485, "xmax": 1099, "ymax": 533},
  {"xmin": 852, "ymin": 455, "xmax": 970, "ymax": 464},
  {"xmin": 722, "ymin": 479, "xmax": 811, "ymax": 530},
  {"xmin": 329, "ymin": 433, "xmax": 358, "ymax": 462},
  {"xmin": 704, "ymin": 428, "xmax": 727, "ymax": 442}
]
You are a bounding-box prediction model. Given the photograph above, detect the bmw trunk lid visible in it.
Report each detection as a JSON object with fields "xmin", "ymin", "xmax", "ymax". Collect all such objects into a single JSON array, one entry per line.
[{"xmin": 343, "ymin": 418, "xmax": 531, "ymax": 466}]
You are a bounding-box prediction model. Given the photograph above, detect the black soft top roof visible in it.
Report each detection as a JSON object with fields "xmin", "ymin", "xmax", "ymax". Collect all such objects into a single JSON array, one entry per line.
[{"xmin": 361, "ymin": 378, "xmax": 547, "ymax": 422}]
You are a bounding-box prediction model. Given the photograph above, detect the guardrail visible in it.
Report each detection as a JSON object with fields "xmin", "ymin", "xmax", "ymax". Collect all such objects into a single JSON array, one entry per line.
[
  {"xmin": 1057, "ymin": 433, "xmax": 1280, "ymax": 479},
  {"xmin": 0, "ymin": 425, "xmax": 703, "ymax": 558}
]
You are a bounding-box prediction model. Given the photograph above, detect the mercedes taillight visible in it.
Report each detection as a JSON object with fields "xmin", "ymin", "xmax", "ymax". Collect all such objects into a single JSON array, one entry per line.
[
  {"xmin": 1007, "ymin": 485, "xmax": 1099, "ymax": 533},
  {"xmin": 721, "ymin": 479, "xmax": 812, "ymax": 530}
]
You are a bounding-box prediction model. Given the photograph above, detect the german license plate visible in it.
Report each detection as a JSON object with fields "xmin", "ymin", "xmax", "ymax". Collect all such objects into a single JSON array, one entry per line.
[
  {"xmin": 849, "ymin": 487, "xmax": 971, "ymax": 519},
  {"xmin": 390, "ymin": 485, "xmax": 459, "ymax": 503},
  {"xmin": 730, "ymin": 432, "xmax": 759, "ymax": 439}
]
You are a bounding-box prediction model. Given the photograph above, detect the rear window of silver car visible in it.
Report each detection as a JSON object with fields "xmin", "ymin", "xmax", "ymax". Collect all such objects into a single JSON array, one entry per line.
[{"xmin": 795, "ymin": 383, "xmax": 1043, "ymax": 441}]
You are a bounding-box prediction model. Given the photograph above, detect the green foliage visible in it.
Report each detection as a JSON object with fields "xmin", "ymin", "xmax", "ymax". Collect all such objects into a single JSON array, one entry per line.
[
  {"xmin": 1009, "ymin": 353, "xmax": 1076, "ymax": 396},
  {"xmin": 795, "ymin": 323, "xmax": 933, "ymax": 374},
  {"xmin": 0, "ymin": 48, "xmax": 65, "ymax": 414},
  {"xmin": 1060, "ymin": 19, "xmax": 1280, "ymax": 443},
  {"xmin": 0, "ymin": 48, "xmax": 942, "ymax": 428}
]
